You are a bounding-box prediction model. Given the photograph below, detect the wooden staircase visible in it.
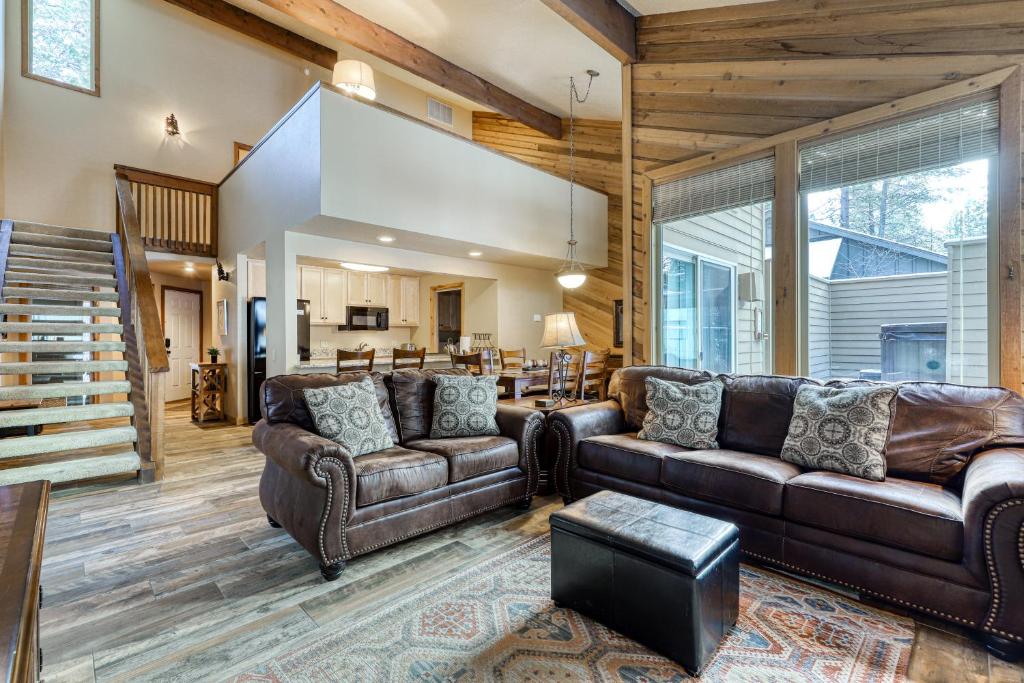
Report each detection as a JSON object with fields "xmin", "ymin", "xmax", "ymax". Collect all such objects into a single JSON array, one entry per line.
[{"xmin": 0, "ymin": 213, "xmax": 169, "ymax": 486}]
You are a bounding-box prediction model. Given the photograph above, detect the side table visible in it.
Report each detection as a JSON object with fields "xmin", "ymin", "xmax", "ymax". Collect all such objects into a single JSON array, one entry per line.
[
  {"xmin": 190, "ymin": 362, "xmax": 227, "ymax": 424},
  {"xmin": 499, "ymin": 397, "xmax": 593, "ymax": 494}
]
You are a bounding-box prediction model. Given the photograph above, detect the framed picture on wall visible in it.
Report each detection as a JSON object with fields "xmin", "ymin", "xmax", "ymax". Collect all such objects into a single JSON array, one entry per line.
[
  {"xmin": 216, "ymin": 299, "xmax": 229, "ymax": 336},
  {"xmin": 613, "ymin": 299, "xmax": 623, "ymax": 348}
]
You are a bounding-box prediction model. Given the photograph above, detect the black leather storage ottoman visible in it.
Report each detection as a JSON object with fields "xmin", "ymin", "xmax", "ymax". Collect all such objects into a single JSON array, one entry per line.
[{"xmin": 550, "ymin": 490, "xmax": 739, "ymax": 674}]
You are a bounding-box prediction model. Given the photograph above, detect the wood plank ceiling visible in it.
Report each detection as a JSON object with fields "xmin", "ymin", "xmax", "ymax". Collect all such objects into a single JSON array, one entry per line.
[{"xmin": 627, "ymin": 0, "xmax": 1024, "ymax": 365}]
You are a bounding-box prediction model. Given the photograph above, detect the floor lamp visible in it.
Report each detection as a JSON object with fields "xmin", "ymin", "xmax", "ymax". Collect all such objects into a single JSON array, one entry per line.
[{"xmin": 540, "ymin": 312, "xmax": 586, "ymax": 405}]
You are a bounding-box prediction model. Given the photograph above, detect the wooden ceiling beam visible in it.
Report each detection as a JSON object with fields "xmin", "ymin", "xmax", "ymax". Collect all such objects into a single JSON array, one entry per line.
[
  {"xmin": 254, "ymin": 0, "xmax": 564, "ymax": 138},
  {"xmin": 540, "ymin": 0, "xmax": 637, "ymax": 64},
  {"xmin": 162, "ymin": 0, "xmax": 337, "ymax": 70}
]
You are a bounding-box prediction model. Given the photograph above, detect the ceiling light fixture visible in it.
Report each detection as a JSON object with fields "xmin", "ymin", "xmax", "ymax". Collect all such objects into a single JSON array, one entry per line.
[
  {"xmin": 377, "ymin": 235, "xmax": 395, "ymax": 243},
  {"xmin": 556, "ymin": 70, "xmax": 598, "ymax": 290},
  {"xmin": 468, "ymin": 250, "xmax": 482, "ymax": 257},
  {"xmin": 333, "ymin": 59, "xmax": 376, "ymax": 101},
  {"xmin": 341, "ymin": 262, "xmax": 389, "ymax": 273},
  {"xmin": 183, "ymin": 261, "xmax": 195, "ymax": 273}
]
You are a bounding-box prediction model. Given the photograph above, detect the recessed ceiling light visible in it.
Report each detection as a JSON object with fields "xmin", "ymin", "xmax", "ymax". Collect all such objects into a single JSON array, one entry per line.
[
  {"xmin": 468, "ymin": 251, "xmax": 482, "ymax": 257},
  {"xmin": 341, "ymin": 262, "xmax": 389, "ymax": 273},
  {"xmin": 183, "ymin": 262, "xmax": 196, "ymax": 273},
  {"xmin": 377, "ymin": 235, "xmax": 395, "ymax": 243}
]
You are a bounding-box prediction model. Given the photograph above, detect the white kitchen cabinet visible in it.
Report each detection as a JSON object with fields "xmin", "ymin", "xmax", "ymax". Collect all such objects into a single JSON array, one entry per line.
[
  {"xmin": 347, "ymin": 272, "xmax": 388, "ymax": 307},
  {"xmin": 247, "ymin": 259, "xmax": 266, "ymax": 299},
  {"xmin": 299, "ymin": 265, "xmax": 347, "ymax": 325},
  {"xmin": 386, "ymin": 275, "xmax": 420, "ymax": 326}
]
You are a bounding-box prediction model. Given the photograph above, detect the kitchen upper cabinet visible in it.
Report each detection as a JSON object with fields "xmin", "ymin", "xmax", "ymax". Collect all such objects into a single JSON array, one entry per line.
[
  {"xmin": 347, "ymin": 272, "xmax": 388, "ymax": 307},
  {"xmin": 299, "ymin": 265, "xmax": 347, "ymax": 325},
  {"xmin": 386, "ymin": 275, "xmax": 420, "ymax": 326},
  {"xmin": 248, "ymin": 260, "xmax": 266, "ymax": 299}
]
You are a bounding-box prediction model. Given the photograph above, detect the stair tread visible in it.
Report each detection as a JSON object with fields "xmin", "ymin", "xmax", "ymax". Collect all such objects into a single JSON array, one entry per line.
[
  {"xmin": 7, "ymin": 257, "xmax": 116, "ymax": 275},
  {"xmin": 0, "ymin": 402, "xmax": 134, "ymax": 428},
  {"xmin": 9, "ymin": 244, "xmax": 114, "ymax": 263},
  {"xmin": 11, "ymin": 231, "xmax": 113, "ymax": 253},
  {"xmin": 0, "ymin": 381, "xmax": 130, "ymax": 401},
  {"xmin": 0, "ymin": 451, "xmax": 142, "ymax": 486},
  {"xmin": 0, "ymin": 303, "xmax": 121, "ymax": 318},
  {"xmin": 0, "ymin": 360, "xmax": 128, "ymax": 375},
  {"xmin": 0, "ymin": 321, "xmax": 123, "ymax": 334},
  {"xmin": 4, "ymin": 272, "xmax": 116, "ymax": 288},
  {"xmin": 0, "ymin": 425, "xmax": 137, "ymax": 459},
  {"xmin": 0, "ymin": 341, "xmax": 126, "ymax": 353},
  {"xmin": 3, "ymin": 287, "xmax": 121, "ymax": 302},
  {"xmin": 11, "ymin": 221, "xmax": 113, "ymax": 242}
]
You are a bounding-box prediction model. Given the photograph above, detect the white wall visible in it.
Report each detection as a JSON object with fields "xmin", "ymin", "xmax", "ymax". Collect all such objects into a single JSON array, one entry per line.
[
  {"xmin": 2, "ymin": 0, "xmax": 474, "ymax": 230},
  {"xmin": 411, "ymin": 274, "xmax": 500, "ymax": 352}
]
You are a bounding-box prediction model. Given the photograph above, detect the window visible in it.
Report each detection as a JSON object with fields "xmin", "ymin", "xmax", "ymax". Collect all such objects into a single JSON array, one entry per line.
[
  {"xmin": 799, "ymin": 98, "xmax": 999, "ymax": 385},
  {"xmin": 22, "ymin": 0, "xmax": 99, "ymax": 95},
  {"xmin": 653, "ymin": 157, "xmax": 773, "ymax": 374}
]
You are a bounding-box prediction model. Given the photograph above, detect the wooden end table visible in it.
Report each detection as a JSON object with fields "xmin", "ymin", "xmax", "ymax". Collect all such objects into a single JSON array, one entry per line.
[
  {"xmin": 500, "ymin": 397, "xmax": 593, "ymax": 494},
  {"xmin": 190, "ymin": 362, "xmax": 228, "ymax": 424}
]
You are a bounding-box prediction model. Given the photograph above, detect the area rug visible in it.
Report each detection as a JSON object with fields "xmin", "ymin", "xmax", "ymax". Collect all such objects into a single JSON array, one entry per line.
[{"xmin": 232, "ymin": 535, "xmax": 913, "ymax": 682}]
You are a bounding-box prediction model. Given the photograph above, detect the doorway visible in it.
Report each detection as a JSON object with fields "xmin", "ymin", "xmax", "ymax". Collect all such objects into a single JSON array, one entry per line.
[
  {"xmin": 431, "ymin": 283, "xmax": 463, "ymax": 352},
  {"xmin": 163, "ymin": 287, "xmax": 202, "ymax": 402}
]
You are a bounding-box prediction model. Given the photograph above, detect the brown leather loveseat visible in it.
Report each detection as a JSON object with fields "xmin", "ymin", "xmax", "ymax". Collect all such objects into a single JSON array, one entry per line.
[
  {"xmin": 551, "ymin": 366, "xmax": 1024, "ymax": 659},
  {"xmin": 253, "ymin": 369, "xmax": 543, "ymax": 580}
]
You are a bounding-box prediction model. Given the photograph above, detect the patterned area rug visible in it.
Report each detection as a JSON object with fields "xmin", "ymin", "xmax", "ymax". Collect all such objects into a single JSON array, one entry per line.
[{"xmin": 233, "ymin": 535, "xmax": 913, "ymax": 682}]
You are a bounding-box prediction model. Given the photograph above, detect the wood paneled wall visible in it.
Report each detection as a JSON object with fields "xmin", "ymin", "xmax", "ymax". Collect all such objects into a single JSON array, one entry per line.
[
  {"xmin": 473, "ymin": 112, "xmax": 624, "ymax": 352},
  {"xmin": 629, "ymin": 0, "xmax": 1024, "ymax": 366}
]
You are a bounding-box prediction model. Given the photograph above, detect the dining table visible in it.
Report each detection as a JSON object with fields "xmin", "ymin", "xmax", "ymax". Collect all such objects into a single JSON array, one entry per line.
[{"xmin": 495, "ymin": 366, "xmax": 577, "ymax": 400}]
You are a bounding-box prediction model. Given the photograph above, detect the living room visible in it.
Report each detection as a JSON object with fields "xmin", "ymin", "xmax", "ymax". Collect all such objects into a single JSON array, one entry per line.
[{"xmin": 2, "ymin": 0, "xmax": 1024, "ymax": 682}]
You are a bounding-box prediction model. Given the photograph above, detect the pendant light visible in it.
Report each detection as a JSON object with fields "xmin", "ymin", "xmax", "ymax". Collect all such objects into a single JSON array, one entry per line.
[
  {"xmin": 556, "ymin": 70, "xmax": 598, "ymax": 290},
  {"xmin": 333, "ymin": 59, "xmax": 377, "ymax": 101}
]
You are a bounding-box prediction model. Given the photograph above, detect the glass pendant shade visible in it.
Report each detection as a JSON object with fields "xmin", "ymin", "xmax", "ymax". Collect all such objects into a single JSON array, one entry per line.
[
  {"xmin": 333, "ymin": 60, "xmax": 376, "ymax": 100},
  {"xmin": 556, "ymin": 267, "xmax": 587, "ymax": 289}
]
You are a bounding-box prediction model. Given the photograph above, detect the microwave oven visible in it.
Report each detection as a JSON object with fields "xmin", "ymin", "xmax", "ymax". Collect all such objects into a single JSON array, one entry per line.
[{"xmin": 344, "ymin": 306, "xmax": 389, "ymax": 331}]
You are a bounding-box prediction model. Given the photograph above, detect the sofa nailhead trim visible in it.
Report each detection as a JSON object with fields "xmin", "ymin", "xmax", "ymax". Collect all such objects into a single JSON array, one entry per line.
[
  {"xmin": 981, "ymin": 498, "xmax": 1024, "ymax": 642},
  {"xmin": 743, "ymin": 550, "xmax": 978, "ymax": 627},
  {"xmin": 313, "ymin": 456, "xmax": 350, "ymax": 565},
  {"xmin": 552, "ymin": 420, "xmax": 572, "ymax": 500}
]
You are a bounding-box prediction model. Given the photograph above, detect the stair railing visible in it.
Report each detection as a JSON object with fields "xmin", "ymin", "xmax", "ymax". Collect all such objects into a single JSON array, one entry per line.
[
  {"xmin": 113, "ymin": 164, "xmax": 218, "ymax": 258},
  {"xmin": 114, "ymin": 171, "xmax": 170, "ymax": 483}
]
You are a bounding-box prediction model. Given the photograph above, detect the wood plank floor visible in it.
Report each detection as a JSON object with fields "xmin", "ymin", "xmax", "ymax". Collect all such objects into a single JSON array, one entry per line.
[{"xmin": 37, "ymin": 402, "xmax": 1024, "ymax": 682}]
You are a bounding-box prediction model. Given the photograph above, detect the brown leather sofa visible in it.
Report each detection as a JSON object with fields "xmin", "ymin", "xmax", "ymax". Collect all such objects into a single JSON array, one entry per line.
[
  {"xmin": 253, "ymin": 369, "xmax": 543, "ymax": 580},
  {"xmin": 551, "ymin": 366, "xmax": 1024, "ymax": 659}
]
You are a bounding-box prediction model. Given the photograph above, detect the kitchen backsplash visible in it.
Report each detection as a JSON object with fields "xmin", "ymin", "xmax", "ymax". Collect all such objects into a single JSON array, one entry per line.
[{"xmin": 309, "ymin": 326, "xmax": 414, "ymax": 359}]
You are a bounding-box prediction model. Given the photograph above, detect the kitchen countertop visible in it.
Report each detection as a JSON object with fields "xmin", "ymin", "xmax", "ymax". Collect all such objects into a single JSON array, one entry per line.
[{"xmin": 295, "ymin": 353, "xmax": 452, "ymax": 372}]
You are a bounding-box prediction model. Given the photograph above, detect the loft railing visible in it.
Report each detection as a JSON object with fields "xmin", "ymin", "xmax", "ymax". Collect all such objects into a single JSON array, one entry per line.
[
  {"xmin": 113, "ymin": 170, "xmax": 171, "ymax": 482},
  {"xmin": 113, "ymin": 164, "xmax": 218, "ymax": 258}
]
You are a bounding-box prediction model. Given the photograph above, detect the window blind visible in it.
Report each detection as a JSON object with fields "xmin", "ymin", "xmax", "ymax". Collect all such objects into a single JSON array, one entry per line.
[
  {"xmin": 800, "ymin": 98, "xmax": 999, "ymax": 194},
  {"xmin": 653, "ymin": 156, "xmax": 775, "ymax": 224}
]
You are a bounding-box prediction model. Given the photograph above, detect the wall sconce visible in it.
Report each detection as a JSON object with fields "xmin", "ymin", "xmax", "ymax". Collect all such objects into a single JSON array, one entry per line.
[{"xmin": 165, "ymin": 113, "xmax": 180, "ymax": 136}]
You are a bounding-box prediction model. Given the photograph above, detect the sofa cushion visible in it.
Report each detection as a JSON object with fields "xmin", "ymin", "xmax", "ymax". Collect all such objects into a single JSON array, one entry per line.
[
  {"xmin": 385, "ymin": 368, "xmax": 472, "ymax": 443},
  {"xmin": 303, "ymin": 377, "xmax": 395, "ymax": 456},
  {"xmin": 608, "ymin": 366, "xmax": 713, "ymax": 431},
  {"xmin": 260, "ymin": 371, "xmax": 399, "ymax": 443},
  {"xmin": 780, "ymin": 384, "xmax": 896, "ymax": 482},
  {"xmin": 407, "ymin": 436, "xmax": 519, "ymax": 483},
  {"xmin": 719, "ymin": 374, "xmax": 817, "ymax": 456},
  {"xmin": 661, "ymin": 449, "xmax": 803, "ymax": 516},
  {"xmin": 784, "ymin": 471, "xmax": 964, "ymax": 561},
  {"xmin": 352, "ymin": 447, "xmax": 448, "ymax": 507},
  {"xmin": 429, "ymin": 375, "xmax": 500, "ymax": 438},
  {"xmin": 639, "ymin": 377, "xmax": 724, "ymax": 449},
  {"xmin": 577, "ymin": 433, "xmax": 685, "ymax": 486}
]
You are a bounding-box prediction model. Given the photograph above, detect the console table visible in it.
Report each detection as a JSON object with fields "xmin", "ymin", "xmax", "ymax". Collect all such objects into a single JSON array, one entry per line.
[
  {"xmin": 190, "ymin": 363, "xmax": 227, "ymax": 424},
  {"xmin": 0, "ymin": 481, "xmax": 49, "ymax": 683}
]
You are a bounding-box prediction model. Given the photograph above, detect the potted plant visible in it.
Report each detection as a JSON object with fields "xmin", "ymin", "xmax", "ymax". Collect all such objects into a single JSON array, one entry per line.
[{"xmin": 208, "ymin": 347, "xmax": 221, "ymax": 363}]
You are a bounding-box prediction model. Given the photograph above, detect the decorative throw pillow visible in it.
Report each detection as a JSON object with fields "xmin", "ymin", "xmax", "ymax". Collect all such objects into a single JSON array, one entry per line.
[
  {"xmin": 780, "ymin": 384, "xmax": 897, "ymax": 482},
  {"xmin": 303, "ymin": 377, "xmax": 394, "ymax": 456},
  {"xmin": 638, "ymin": 377, "xmax": 724, "ymax": 449},
  {"xmin": 430, "ymin": 375, "xmax": 500, "ymax": 438}
]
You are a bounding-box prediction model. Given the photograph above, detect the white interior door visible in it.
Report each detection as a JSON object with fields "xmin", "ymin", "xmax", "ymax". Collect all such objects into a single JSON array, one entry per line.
[{"xmin": 164, "ymin": 289, "xmax": 201, "ymax": 402}]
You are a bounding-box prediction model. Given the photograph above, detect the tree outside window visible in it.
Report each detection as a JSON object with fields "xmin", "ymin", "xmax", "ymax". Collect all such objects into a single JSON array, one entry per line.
[{"xmin": 23, "ymin": 0, "xmax": 99, "ymax": 95}]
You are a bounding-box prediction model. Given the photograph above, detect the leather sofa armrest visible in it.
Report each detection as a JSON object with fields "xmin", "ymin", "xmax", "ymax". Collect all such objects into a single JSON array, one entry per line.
[
  {"xmin": 961, "ymin": 448, "xmax": 1024, "ymax": 643},
  {"xmin": 548, "ymin": 400, "xmax": 626, "ymax": 501},
  {"xmin": 495, "ymin": 403, "xmax": 545, "ymax": 496},
  {"xmin": 252, "ymin": 420, "xmax": 358, "ymax": 565}
]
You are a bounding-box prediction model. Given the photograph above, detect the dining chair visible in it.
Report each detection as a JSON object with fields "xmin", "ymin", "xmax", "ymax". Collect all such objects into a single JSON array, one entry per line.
[
  {"xmin": 337, "ymin": 348, "xmax": 375, "ymax": 372},
  {"xmin": 575, "ymin": 348, "xmax": 611, "ymax": 401},
  {"xmin": 499, "ymin": 348, "xmax": 526, "ymax": 371},
  {"xmin": 392, "ymin": 348, "xmax": 426, "ymax": 370},
  {"xmin": 450, "ymin": 351, "xmax": 492, "ymax": 375}
]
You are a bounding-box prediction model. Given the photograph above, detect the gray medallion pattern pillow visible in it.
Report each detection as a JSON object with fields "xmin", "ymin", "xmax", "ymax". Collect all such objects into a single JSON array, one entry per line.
[
  {"xmin": 638, "ymin": 377, "xmax": 724, "ymax": 449},
  {"xmin": 303, "ymin": 377, "xmax": 394, "ymax": 456},
  {"xmin": 430, "ymin": 375, "xmax": 500, "ymax": 438},
  {"xmin": 780, "ymin": 384, "xmax": 897, "ymax": 482}
]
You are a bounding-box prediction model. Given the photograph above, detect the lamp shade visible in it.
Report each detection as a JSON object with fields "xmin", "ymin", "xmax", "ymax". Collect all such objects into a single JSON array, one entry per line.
[
  {"xmin": 540, "ymin": 312, "xmax": 586, "ymax": 349},
  {"xmin": 333, "ymin": 59, "xmax": 376, "ymax": 100}
]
